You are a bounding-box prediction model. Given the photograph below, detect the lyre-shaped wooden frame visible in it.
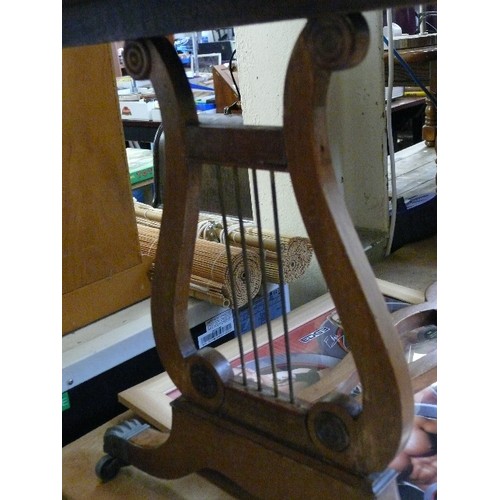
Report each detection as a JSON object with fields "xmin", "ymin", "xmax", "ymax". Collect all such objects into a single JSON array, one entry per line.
[{"xmin": 99, "ymin": 13, "xmax": 435, "ymax": 499}]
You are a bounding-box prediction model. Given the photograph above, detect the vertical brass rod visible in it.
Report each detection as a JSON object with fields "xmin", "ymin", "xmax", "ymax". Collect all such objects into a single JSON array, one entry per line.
[
  {"xmin": 216, "ymin": 165, "xmax": 247, "ymax": 385},
  {"xmin": 269, "ymin": 170, "xmax": 294, "ymax": 403},
  {"xmin": 233, "ymin": 166, "xmax": 262, "ymax": 391},
  {"xmin": 251, "ymin": 168, "xmax": 279, "ymax": 397}
]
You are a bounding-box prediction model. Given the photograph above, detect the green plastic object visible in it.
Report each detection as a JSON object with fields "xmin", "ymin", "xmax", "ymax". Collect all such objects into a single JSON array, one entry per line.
[
  {"xmin": 62, "ymin": 391, "xmax": 71, "ymax": 412},
  {"xmin": 126, "ymin": 148, "xmax": 154, "ymax": 186}
]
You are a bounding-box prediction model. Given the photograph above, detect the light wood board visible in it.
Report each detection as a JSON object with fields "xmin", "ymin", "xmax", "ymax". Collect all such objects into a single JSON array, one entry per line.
[{"xmin": 62, "ymin": 410, "xmax": 239, "ymax": 499}]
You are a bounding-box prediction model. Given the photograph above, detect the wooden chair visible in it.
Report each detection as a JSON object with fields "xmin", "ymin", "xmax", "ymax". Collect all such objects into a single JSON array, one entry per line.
[{"xmin": 63, "ymin": 1, "xmax": 437, "ymax": 498}]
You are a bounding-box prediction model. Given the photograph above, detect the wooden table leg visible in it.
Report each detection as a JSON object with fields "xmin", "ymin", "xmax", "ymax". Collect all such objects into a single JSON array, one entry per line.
[{"xmin": 422, "ymin": 60, "xmax": 437, "ymax": 147}]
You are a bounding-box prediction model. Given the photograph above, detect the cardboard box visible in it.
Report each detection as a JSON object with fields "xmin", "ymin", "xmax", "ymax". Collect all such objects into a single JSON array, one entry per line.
[
  {"xmin": 126, "ymin": 148, "xmax": 154, "ymax": 186},
  {"xmin": 191, "ymin": 284, "xmax": 290, "ymax": 349},
  {"xmin": 150, "ymin": 106, "xmax": 161, "ymax": 122},
  {"xmin": 119, "ymin": 99, "xmax": 156, "ymax": 120}
]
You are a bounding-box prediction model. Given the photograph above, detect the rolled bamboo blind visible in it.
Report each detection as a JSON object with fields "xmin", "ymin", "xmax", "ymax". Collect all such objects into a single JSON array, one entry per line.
[
  {"xmin": 197, "ymin": 215, "xmax": 313, "ymax": 283},
  {"xmin": 135, "ymin": 201, "xmax": 313, "ymax": 292},
  {"xmin": 218, "ymin": 225, "xmax": 313, "ymax": 284},
  {"xmin": 135, "ymin": 201, "xmax": 163, "ymax": 223},
  {"xmin": 136, "ymin": 220, "xmax": 261, "ymax": 308}
]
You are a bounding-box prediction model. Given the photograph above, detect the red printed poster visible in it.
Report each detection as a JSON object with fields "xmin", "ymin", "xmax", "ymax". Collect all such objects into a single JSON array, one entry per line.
[{"xmin": 165, "ymin": 295, "xmax": 437, "ymax": 499}]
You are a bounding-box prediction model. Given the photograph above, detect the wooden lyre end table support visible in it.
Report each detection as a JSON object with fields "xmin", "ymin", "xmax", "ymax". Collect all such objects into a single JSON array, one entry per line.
[{"xmin": 63, "ymin": 1, "xmax": 436, "ymax": 498}]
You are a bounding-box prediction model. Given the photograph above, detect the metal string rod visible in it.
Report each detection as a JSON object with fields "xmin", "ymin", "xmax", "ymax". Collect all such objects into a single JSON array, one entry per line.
[
  {"xmin": 269, "ymin": 170, "xmax": 294, "ymax": 404},
  {"xmin": 215, "ymin": 165, "xmax": 247, "ymax": 386},
  {"xmin": 251, "ymin": 168, "xmax": 279, "ymax": 397},
  {"xmin": 232, "ymin": 166, "xmax": 262, "ymax": 391}
]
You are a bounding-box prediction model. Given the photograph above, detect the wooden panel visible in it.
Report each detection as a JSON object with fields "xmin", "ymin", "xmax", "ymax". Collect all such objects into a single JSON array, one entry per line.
[
  {"xmin": 63, "ymin": 43, "xmax": 152, "ymax": 334},
  {"xmin": 384, "ymin": 45, "xmax": 436, "ymax": 87},
  {"xmin": 62, "ymin": 255, "xmax": 154, "ymax": 334},
  {"xmin": 212, "ymin": 64, "xmax": 240, "ymax": 114}
]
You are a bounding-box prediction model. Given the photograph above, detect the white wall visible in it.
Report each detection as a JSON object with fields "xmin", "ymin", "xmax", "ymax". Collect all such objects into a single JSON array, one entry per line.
[{"xmin": 235, "ymin": 11, "xmax": 388, "ymax": 309}]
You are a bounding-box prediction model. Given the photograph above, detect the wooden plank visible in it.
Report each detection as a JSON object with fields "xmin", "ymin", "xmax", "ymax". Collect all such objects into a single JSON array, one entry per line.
[
  {"xmin": 119, "ymin": 374, "xmax": 176, "ymax": 433},
  {"xmin": 384, "ymin": 45, "xmax": 437, "ymax": 87},
  {"xmin": 62, "ymin": 410, "xmax": 238, "ymax": 499},
  {"xmin": 63, "ymin": 0, "xmax": 419, "ymax": 47},
  {"xmin": 63, "ymin": 43, "xmax": 152, "ymax": 334},
  {"xmin": 63, "ymin": 44, "xmax": 142, "ymax": 293},
  {"xmin": 376, "ymin": 278, "xmax": 425, "ymax": 304},
  {"xmin": 63, "ymin": 256, "xmax": 153, "ymax": 335},
  {"xmin": 387, "ymin": 141, "xmax": 436, "ymax": 199},
  {"xmin": 212, "ymin": 64, "xmax": 241, "ymax": 114}
]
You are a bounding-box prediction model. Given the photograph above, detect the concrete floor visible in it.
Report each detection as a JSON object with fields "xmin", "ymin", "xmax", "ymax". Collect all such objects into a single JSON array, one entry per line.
[
  {"xmin": 372, "ymin": 235, "xmax": 437, "ymax": 294},
  {"xmin": 372, "ymin": 139, "xmax": 437, "ymax": 295}
]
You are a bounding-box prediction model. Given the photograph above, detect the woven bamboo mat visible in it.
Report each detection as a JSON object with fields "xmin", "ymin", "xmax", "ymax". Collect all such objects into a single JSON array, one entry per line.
[
  {"xmin": 137, "ymin": 221, "xmax": 261, "ymax": 308},
  {"xmin": 134, "ymin": 202, "xmax": 314, "ymax": 305}
]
